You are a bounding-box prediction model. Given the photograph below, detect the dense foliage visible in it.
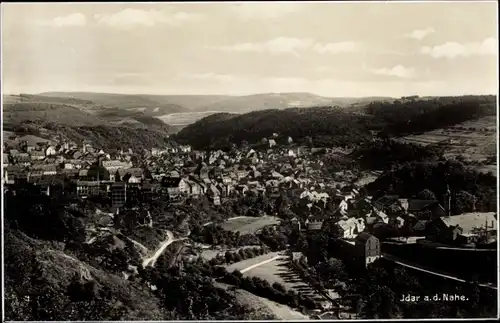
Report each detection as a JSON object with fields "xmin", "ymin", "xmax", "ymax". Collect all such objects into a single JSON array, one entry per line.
[
  {"xmin": 367, "ymin": 95, "xmax": 496, "ymax": 137},
  {"xmin": 175, "ymin": 107, "xmax": 378, "ymax": 150},
  {"xmin": 352, "ymin": 139, "xmax": 444, "ymax": 170},
  {"xmin": 4, "ymin": 184, "xmax": 268, "ymax": 320},
  {"xmin": 138, "ymin": 263, "xmax": 274, "ymax": 320},
  {"xmin": 4, "ymin": 185, "xmax": 86, "ymax": 243},
  {"xmin": 207, "ymin": 247, "xmax": 269, "ymax": 266},
  {"xmin": 190, "ymin": 224, "xmax": 262, "ymax": 247},
  {"xmin": 366, "ymin": 160, "xmax": 497, "ymax": 213}
]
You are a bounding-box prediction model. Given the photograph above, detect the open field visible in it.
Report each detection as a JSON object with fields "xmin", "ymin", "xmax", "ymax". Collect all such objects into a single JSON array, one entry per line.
[
  {"xmin": 3, "ymin": 132, "xmax": 55, "ymax": 147},
  {"xmin": 219, "ymin": 215, "xmax": 281, "ymax": 234},
  {"xmin": 226, "ymin": 252, "xmax": 325, "ymax": 303},
  {"xmin": 200, "ymin": 245, "xmax": 263, "ymax": 261},
  {"xmin": 158, "ymin": 111, "xmax": 228, "ymax": 126},
  {"xmin": 397, "ymin": 116, "xmax": 497, "ymax": 175},
  {"xmin": 215, "ymin": 282, "xmax": 310, "ymax": 320}
]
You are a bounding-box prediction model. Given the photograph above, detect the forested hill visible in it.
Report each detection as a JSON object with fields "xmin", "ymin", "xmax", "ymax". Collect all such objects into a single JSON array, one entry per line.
[
  {"xmin": 174, "ymin": 107, "xmax": 380, "ymax": 150},
  {"xmin": 174, "ymin": 95, "xmax": 497, "ymax": 150}
]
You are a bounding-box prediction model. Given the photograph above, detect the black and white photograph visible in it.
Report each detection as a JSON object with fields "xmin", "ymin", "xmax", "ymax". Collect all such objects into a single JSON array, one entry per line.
[{"xmin": 1, "ymin": 1, "xmax": 498, "ymax": 321}]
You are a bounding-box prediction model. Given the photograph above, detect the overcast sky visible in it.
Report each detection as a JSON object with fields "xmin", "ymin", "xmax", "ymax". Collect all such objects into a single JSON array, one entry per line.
[{"xmin": 2, "ymin": 2, "xmax": 498, "ymax": 97}]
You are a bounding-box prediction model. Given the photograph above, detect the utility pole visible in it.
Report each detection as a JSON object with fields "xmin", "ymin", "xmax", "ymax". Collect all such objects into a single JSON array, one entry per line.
[{"xmin": 446, "ymin": 184, "xmax": 451, "ymax": 217}]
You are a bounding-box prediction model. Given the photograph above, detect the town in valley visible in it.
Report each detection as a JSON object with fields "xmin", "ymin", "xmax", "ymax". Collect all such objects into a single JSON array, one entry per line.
[{"xmin": 2, "ymin": 1, "xmax": 498, "ymax": 321}]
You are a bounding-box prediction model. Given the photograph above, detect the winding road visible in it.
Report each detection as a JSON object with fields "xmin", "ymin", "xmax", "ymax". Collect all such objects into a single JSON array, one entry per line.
[
  {"xmin": 142, "ymin": 230, "xmax": 190, "ymax": 268},
  {"xmin": 142, "ymin": 231, "xmax": 175, "ymax": 268}
]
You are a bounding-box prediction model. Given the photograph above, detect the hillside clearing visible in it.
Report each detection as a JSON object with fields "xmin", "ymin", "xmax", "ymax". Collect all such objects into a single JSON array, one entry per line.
[{"xmin": 397, "ymin": 116, "xmax": 497, "ymax": 175}]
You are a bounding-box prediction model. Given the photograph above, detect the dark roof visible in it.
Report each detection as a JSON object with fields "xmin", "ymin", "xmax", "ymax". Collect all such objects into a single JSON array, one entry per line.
[
  {"xmin": 162, "ymin": 177, "xmax": 182, "ymax": 187},
  {"xmin": 413, "ymin": 220, "xmax": 428, "ymax": 231},
  {"xmin": 408, "ymin": 199, "xmax": 439, "ymax": 211},
  {"xmin": 355, "ymin": 232, "xmax": 377, "ymax": 244},
  {"xmin": 374, "ymin": 195, "xmax": 399, "ymax": 207},
  {"xmin": 118, "ymin": 168, "xmax": 143, "ymax": 178}
]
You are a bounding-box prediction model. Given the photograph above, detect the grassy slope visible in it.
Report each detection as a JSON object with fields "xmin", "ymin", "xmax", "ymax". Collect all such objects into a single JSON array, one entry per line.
[
  {"xmin": 3, "ymin": 102, "xmax": 106, "ymax": 127},
  {"xmin": 4, "ymin": 94, "xmax": 174, "ymax": 131},
  {"xmin": 4, "ymin": 229, "xmax": 167, "ymax": 321},
  {"xmin": 399, "ymin": 116, "xmax": 497, "ymax": 163}
]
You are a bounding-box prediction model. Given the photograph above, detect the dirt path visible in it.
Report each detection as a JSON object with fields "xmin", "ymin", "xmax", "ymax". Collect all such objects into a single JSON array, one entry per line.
[
  {"xmin": 239, "ymin": 255, "xmax": 285, "ymax": 274},
  {"xmin": 203, "ymin": 215, "xmax": 249, "ymax": 227},
  {"xmin": 142, "ymin": 230, "xmax": 175, "ymax": 268}
]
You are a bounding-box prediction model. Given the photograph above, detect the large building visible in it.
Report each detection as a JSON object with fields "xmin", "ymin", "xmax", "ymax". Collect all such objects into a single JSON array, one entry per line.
[
  {"xmin": 111, "ymin": 182, "xmax": 127, "ymax": 209},
  {"xmin": 331, "ymin": 233, "xmax": 381, "ymax": 268},
  {"xmin": 355, "ymin": 232, "xmax": 381, "ymax": 267}
]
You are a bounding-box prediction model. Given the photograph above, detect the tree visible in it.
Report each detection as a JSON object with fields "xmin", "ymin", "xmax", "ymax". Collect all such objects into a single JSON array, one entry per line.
[
  {"xmin": 416, "ymin": 189, "xmax": 437, "ymax": 200},
  {"xmin": 114, "ymin": 170, "xmax": 121, "ymax": 182},
  {"xmin": 224, "ymin": 251, "xmax": 234, "ymax": 263},
  {"xmin": 232, "ymin": 253, "xmax": 242, "ymax": 263},
  {"xmin": 453, "ymin": 190, "xmax": 476, "ymax": 214}
]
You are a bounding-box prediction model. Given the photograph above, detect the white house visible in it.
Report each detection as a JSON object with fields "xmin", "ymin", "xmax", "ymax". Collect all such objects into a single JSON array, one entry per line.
[
  {"xmin": 45, "ymin": 146, "xmax": 57, "ymax": 156},
  {"xmin": 335, "ymin": 218, "xmax": 359, "ymax": 239}
]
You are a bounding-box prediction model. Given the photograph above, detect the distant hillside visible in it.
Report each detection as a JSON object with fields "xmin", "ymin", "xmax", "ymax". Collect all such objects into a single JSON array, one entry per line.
[
  {"xmin": 4, "ymin": 122, "xmax": 173, "ymax": 152},
  {"xmin": 3, "ymin": 102, "xmax": 106, "ymax": 127},
  {"xmin": 196, "ymin": 92, "xmax": 357, "ymax": 113},
  {"xmin": 38, "ymin": 91, "xmax": 393, "ymax": 114},
  {"xmin": 39, "ymin": 92, "xmax": 187, "ymax": 116},
  {"xmin": 3, "ymin": 95, "xmax": 174, "ymax": 133},
  {"xmin": 33, "ymin": 92, "xmax": 395, "ymax": 124},
  {"xmin": 151, "ymin": 95, "xmax": 232, "ymax": 111},
  {"xmin": 175, "ymin": 95, "xmax": 496, "ymax": 150},
  {"xmin": 5, "ymin": 93, "xmax": 94, "ymax": 106}
]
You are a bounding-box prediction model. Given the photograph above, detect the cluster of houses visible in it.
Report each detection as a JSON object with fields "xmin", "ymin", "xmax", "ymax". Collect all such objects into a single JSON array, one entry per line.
[
  {"xmin": 2, "ymin": 134, "xmax": 346, "ymax": 212},
  {"xmin": 3, "ymin": 134, "xmax": 496, "ymax": 249},
  {"xmin": 296, "ymin": 185, "xmax": 497, "ymax": 249}
]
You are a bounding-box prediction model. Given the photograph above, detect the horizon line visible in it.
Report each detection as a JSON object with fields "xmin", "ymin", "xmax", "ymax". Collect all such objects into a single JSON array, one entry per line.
[{"xmin": 2, "ymin": 90, "xmax": 498, "ymax": 99}]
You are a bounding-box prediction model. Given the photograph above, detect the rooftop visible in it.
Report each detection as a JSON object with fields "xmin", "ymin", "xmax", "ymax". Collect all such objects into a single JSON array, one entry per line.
[{"xmin": 440, "ymin": 212, "xmax": 497, "ymax": 234}]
